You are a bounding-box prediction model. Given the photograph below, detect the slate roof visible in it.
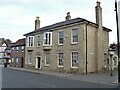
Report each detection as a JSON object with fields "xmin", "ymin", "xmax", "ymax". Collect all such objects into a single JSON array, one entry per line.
[
  {"xmin": 10, "ymin": 38, "xmax": 26, "ymax": 47},
  {"xmin": 24, "ymin": 17, "xmax": 112, "ymax": 36}
]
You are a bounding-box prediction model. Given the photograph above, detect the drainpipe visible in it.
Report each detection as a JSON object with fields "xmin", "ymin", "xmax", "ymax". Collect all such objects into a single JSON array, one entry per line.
[{"xmin": 86, "ymin": 22, "xmax": 89, "ymax": 74}]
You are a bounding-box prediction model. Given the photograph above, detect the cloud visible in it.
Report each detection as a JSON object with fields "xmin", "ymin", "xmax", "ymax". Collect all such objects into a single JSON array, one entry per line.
[{"xmin": 0, "ymin": 0, "xmax": 118, "ymax": 44}]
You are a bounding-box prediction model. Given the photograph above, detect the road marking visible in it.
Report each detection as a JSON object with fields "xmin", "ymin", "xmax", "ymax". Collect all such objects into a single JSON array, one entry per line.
[{"xmin": 29, "ymin": 80, "xmax": 56, "ymax": 88}]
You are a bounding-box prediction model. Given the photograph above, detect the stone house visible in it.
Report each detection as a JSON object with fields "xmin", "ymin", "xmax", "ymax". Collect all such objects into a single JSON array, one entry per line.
[
  {"xmin": 24, "ymin": 1, "xmax": 112, "ymax": 74},
  {"xmin": 10, "ymin": 38, "xmax": 25, "ymax": 68}
]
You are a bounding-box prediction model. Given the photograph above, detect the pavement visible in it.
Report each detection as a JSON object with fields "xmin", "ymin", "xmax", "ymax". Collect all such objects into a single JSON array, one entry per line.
[{"xmin": 4, "ymin": 66, "xmax": 118, "ymax": 86}]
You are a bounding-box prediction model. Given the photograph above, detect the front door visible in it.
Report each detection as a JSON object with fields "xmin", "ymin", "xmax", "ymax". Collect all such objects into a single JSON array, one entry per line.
[
  {"xmin": 35, "ymin": 56, "xmax": 41, "ymax": 69},
  {"xmin": 21, "ymin": 57, "xmax": 24, "ymax": 68}
]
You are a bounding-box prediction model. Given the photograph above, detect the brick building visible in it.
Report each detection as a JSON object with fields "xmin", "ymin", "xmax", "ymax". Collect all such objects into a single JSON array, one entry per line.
[{"xmin": 10, "ymin": 38, "xmax": 25, "ymax": 68}]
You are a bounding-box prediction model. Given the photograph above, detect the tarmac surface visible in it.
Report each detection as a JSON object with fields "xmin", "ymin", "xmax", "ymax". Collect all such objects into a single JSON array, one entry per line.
[{"xmin": 5, "ymin": 66, "xmax": 118, "ymax": 86}]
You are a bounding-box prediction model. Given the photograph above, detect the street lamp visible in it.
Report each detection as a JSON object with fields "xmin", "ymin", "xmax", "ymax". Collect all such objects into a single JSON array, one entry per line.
[{"xmin": 108, "ymin": 49, "xmax": 115, "ymax": 76}]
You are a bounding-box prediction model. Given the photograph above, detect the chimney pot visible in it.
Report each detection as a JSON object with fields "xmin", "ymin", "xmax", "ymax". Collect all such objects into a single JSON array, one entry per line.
[
  {"xmin": 97, "ymin": 1, "xmax": 101, "ymax": 6},
  {"xmin": 65, "ymin": 12, "xmax": 71, "ymax": 21},
  {"xmin": 36, "ymin": 16, "xmax": 39, "ymax": 20},
  {"xmin": 95, "ymin": 1, "xmax": 102, "ymax": 26}
]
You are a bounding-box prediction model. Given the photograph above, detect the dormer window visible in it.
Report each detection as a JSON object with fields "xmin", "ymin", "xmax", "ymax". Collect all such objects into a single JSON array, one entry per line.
[{"xmin": 43, "ymin": 32, "xmax": 52, "ymax": 46}]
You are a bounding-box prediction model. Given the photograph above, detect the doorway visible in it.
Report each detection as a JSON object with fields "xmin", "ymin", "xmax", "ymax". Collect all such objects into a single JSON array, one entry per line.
[
  {"xmin": 35, "ymin": 56, "xmax": 41, "ymax": 69},
  {"xmin": 21, "ymin": 57, "xmax": 24, "ymax": 68}
]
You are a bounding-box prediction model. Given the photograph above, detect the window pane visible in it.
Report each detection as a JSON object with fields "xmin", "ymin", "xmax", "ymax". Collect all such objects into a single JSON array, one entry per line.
[
  {"xmin": 49, "ymin": 33, "xmax": 51, "ymax": 45},
  {"xmin": 58, "ymin": 53, "xmax": 64, "ymax": 66},
  {"xmin": 28, "ymin": 53, "xmax": 32, "ymax": 64},
  {"xmin": 12, "ymin": 47, "xmax": 14, "ymax": 51},
  {"xmin": 73, "ymin": 36, "xmax": 78, "ymax": 42},
  {"xmin": 72, "ymin": 52, "xmax": 78, "ymax": 67},
  {"xmin": 44, "ymin": 32, "xmax": 52, "ymax": 46},
  {"xmin": 16, "ymin": 58, "xmax": 18, "ymax": 64},
  {"xmin": 46, "ymin": 53, "xmax": 50, "ymax": 65},
  {"xmin": 38, "ymin": 35, "xmax": 41, "ymax": 46},
  {"xmin": 59, "ymin": 31, "xmax": 64, "ymax": 44},
  {"xmin": 27, "ymin": 36, "xmax": 34, "ymax": 47},
  {"xmin": 72, "ymin": 29, "xmax": 78, "ymax": 36},
  {"xmin": 72, "ymin": 28, "xmax": 78, "ymax": 43}
]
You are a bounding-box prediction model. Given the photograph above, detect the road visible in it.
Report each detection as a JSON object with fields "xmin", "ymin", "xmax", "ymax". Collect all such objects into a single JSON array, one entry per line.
[{"xmin": 2, "ymin": 68, "xmax": 119, "ymax": 88}]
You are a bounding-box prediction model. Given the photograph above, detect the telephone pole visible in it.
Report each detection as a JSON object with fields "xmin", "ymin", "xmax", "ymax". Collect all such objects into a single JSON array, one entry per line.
[{"xmin": 115, "ymin": 0, "xmax": 120, "ymax": 84}]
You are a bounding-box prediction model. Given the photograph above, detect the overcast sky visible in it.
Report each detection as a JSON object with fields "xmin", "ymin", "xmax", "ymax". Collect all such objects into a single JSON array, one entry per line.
[{"xmin": 0, "ymin": 0, "xmax": 119, "ymax": 44}]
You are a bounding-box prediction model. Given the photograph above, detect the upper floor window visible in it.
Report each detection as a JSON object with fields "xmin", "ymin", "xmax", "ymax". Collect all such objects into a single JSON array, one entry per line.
[
  {"xmin": 21, "ymin": 46, "xmax": 24, "ymax": 52},
  {"xmin": 58, "ymin": 31, "xmax": 64, "ymax": 45},
  {"xmin": 71, "ymin": 28, "xmax": 78, "ymax": 44},
  {"xmin": 43, "ymin": 32, "xmax": 52, "ymax": 46},
  {"xmin": 16, "ymin": 47, "xmax": 19, "ymax": 52},
  {"xmin": 12, "ymin": 47, "xmax": 14, "ymax": 51},
  {"xmin": 27, "ymin": 36, "xmax": 34, "ymax": 47},
  {"xmin": 37, "ymin": 35, "xmax": 41, "ymax": 47},
  {"xmin": 71, "ymin": 51, "xmax": 79, "ymax": 68},
  {"xmin": 58, "ymin": 53, "xmax": 64, "ymax": 67}
]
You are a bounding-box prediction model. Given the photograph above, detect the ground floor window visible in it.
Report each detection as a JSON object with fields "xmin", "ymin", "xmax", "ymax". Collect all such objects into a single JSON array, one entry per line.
[
  {"xmin": 71, "ymin": 51, "xmax": 78, "ymax": 68},
  {"xmin": 45, "ymin": 53, "xmax": 50, "ymax": 66},
  {"xmin": 16, "ymin": 57, "xmax": 18, "ymax": 65},
  {"xmin": 58, "ymin": 53, "xmax": 64, "ymax": 67},
  {"xmin": 28, "ymin": 53, "xmax": 32, "ymax": 64},
  {"xmin": 12, "ymin": 58, "xmax": 14, "ymax": 64}
]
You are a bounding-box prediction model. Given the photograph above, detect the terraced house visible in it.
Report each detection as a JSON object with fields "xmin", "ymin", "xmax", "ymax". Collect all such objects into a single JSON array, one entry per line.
[
  {"xmin": 24, "ymin": 1, "xmax": 112, "ymax": 74},
  {"xmin": 10, "ymin": 38, "xmax": 25, "ymax": 68}
]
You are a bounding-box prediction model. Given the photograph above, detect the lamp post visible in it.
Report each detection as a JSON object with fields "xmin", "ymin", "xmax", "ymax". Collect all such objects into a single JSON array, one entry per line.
[
  {"xmin": 108, "ymin": 49, "xmax": 115, "ymax": 76},
  {"xmin": 115, "ymin": 0, "xmax": 120, "ymax": 84}
]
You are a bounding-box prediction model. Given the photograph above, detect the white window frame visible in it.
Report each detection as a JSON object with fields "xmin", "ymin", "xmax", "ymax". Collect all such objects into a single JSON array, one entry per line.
[
  {"xmin": 37, "ymin": 35, "xmax": 41, "ymax": 47},
  {"xmin": 57, "ymin": 53, "xmax": 64, "ymax": 67},
  {"xmin": 71, "ymin": 28, "xmax": 78, "ymax": 44},
  {"xmin": 28, "ymin": 53, "xmax": 32, "ymax": 64},
  {"xmin": 12, "ymin": 58, "xmax": 14, "ymax": 64},
  {"xmin": 43, "ymin": 32, "xmax": 52, "ymax": 46},
  {"xmin": 71, "ymin": 51, "xmax": 79, "ymax": 68},
  {"xmin": 58, "ymin": 31, "xmax": 64, "ymax": 45},
  {"xmin": 45, "ymin": 53, "xmax": 50, "ymax": 66},
  {"xmin": 12, "ymin": 47, "xmax": 14, "ymax": 51},
  {"xmin": 27, "ymin": 36, "xmax": 34, "ymax": 47},
  {"xmin": 16, "ymin": 47, "xmax": 19, "ymax": 52},
  {"xmin": 16, "ymin": 57, "xmax": 19, "ymax": 65},
  {"xmin": 21, "ymin": 46, "xmax": 24, "ymax": 52}
]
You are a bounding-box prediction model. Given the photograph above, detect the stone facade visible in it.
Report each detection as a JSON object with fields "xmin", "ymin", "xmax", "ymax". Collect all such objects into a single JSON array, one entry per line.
[{"xmin": 24, "ymin": 1, "xmax": 112, "ymax": 74}]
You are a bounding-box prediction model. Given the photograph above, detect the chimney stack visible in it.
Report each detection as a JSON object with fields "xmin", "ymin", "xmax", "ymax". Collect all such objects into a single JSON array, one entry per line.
[
  {"xmin": 35, "ymin": 16, "xmax": 40, "ymax": 30},
  {"xmin": 95, "ymin": 1, "xmax": 104, "ymax": 72},
  {"xmin": 65, "ymin": 12, "xmax": 71, "ymax": 21},
  {"xmin": 95, "ymin": 1, "xmax": 102, "ymax": 27}
]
